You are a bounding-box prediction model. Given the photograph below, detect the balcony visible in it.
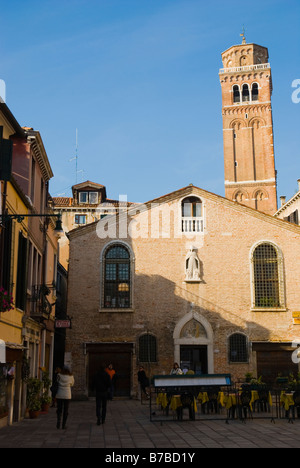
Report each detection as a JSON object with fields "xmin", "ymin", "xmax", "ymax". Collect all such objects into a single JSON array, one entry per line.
[
  {"xmin": 182, "ymin": 217, "xmax": 204, "ymax": 234},
  {"xmin": 219, "ymin": 63, "xmax": 270, "ymax": 75},
  {"xmin": 30, "ymin": 285, "xmax": 53, "ymax": 321}
]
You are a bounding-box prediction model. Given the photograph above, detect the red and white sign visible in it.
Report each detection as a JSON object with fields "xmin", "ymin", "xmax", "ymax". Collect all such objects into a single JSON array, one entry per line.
[{"xmin": 55, "ymin": 319, "xmax": 71, "ymax": 329}]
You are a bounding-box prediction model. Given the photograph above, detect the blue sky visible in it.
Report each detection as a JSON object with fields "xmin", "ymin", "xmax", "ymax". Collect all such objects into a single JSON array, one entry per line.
[{"xmin": 0, "ymin": 0, "xmax": 299, "ymax": 204}]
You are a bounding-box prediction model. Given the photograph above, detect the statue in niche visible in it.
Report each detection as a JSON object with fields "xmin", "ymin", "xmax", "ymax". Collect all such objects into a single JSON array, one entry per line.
[{"xmin": 185, "ymin": 247, "xmax": 201, "ymax": 281}]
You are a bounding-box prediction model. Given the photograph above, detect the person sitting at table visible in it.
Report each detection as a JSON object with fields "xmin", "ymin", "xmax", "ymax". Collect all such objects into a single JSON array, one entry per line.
[{"xmin": 170, "ymin": 363, "xmax": 183, "ymax": 375}]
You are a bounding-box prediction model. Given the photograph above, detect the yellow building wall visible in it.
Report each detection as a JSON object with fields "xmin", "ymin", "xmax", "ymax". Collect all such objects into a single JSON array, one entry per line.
[{"xmin": 0, "ymin": 181, "xmax": 28, "ymax": 346}]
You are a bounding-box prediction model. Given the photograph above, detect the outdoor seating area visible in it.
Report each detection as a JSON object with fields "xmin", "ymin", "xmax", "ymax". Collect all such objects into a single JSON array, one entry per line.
[{"xmin": 149, "ymin": 374, "xmax": 300, "ymax": 423}]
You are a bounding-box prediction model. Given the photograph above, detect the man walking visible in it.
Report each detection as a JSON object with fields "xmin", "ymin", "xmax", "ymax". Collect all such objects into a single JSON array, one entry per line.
[{"xmin": 92, "ymin": 365, "xmax": 112, "ymax": 425}]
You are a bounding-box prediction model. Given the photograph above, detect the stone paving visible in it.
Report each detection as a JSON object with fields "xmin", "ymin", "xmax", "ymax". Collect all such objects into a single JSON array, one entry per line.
[{"xmin": 0, "ymin": 399, "xmax": 300, "ymax": 449}]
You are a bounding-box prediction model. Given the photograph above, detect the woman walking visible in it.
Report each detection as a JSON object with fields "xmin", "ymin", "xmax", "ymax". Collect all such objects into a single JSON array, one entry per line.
[{"xmin": 56, "ymin": 366, "xmax": 74, "ymax": 429}]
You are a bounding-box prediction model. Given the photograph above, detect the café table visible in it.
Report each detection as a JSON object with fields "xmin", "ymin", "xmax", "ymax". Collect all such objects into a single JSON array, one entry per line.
[{"xmin": 280, "ymin": 392, "xmax": 294, "ymax": 411}]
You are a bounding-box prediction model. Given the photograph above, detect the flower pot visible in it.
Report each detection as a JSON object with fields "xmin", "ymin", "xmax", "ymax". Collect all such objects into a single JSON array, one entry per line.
[
  {"xmin": 29, "ymin": 410, "xmax": 40, "ymax": 419},
  {"xmin": 41, "ymin": 403, "xmax": 50, "ymax": 413}
]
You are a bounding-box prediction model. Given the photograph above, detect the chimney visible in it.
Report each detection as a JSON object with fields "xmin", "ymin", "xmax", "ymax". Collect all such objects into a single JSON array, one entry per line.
[
  {"xmin": 298, "ymin": 179, "xmax": 300, "ymax": 192},
  {"xmin": 280, "ymin": 196, "xmax": 286, "ymax": 207}
]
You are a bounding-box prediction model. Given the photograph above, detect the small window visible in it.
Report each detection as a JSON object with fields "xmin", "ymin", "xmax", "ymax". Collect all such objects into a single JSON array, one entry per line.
[
  {"xmin": 79, "ymin": 192, "xmax": 88, "ymax": 204},
  {"xmin": 79, "ymin": 191, "xmax": 98, "ymax": 204},
  {"xmin": 182, "ymin": 197, "xmax": 202, "ymax": 218},
  {"xmin": 286, "ymin": 210, "xmax": 299, "ymax": 225},
  {"xmin": 89, "ymin": 192, "xmax": 98, "ymax": 204},
  {"xmin": 75, "ymin": 215, "xmax": 86, "ymax": 225},
  {"xmin": 252, "ymin": 83, "xmax": 259, "ymax": 101},
  {"xmin": 139, "ymin": 334, "xmax": 157, "ymax": 362},
  {"xmin": 229, "ymin": 333, "xmax": 248, "ymax": 363}
]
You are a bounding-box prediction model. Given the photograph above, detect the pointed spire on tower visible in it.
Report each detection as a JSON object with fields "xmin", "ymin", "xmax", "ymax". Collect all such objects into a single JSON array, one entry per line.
[{"xmin": 240, "ymin": 26, "xmax": 247, "ymax": 44}]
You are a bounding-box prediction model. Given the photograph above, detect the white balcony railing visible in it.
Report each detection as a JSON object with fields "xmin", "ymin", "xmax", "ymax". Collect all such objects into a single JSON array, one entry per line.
[
  {"xmin": 182, "ymin": 217, "xmax": 204, "ymax": 234},
  {"xmin": 219, "ymin": 63, "xmax": 270, "ymax": 75}
]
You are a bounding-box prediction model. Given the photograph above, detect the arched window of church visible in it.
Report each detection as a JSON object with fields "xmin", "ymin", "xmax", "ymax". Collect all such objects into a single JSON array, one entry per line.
[
  {"xmin": 234, "ymin": 191, "xmax": 246, "ymax": 203},
  {"xmin": 139, "ymin": 334, "xmax": 157, "ymax": 362},
  {"xmin": 233, "ymin": 85, "xmax": 240, "ymax": 103},
  {"xmin": 104, "ymin": 244, "xmax": 131, "ymax": 308},
  {"xmin": 181, "ymin": 197, "xmax": 203, "ymax": 233},
  {"xmin": 229, "ymin": 333, "xmax": 248, "ymax": 363},
  {"xmin": 242, "ymin": 84, "xmax": 250, "ymax": 102},
  {"xmin": 252, "ymin": 243, "xmax": 281, "ymax": 308},
  {"xmin": 252, "ymin": 83, "xmax": 259, "ymax": 101}
]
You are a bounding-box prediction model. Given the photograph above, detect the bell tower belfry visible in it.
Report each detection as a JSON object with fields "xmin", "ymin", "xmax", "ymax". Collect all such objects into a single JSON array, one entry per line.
[{"xmin": 219, "ymin": 35, "xmax": 278, "ymax": 215}]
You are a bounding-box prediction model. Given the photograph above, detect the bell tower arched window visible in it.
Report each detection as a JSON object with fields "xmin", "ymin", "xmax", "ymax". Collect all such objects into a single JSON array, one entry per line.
[
  {"xmin": 242, "ymin": 84, "xmax": 250, "ymax": 102},
  {"xmin": 252, "ymin": 83, "xmax": 259, "ymax": 101},
  {"xmin": 233, "ymin": 85, "xmax": 240, "ymax": 103}
]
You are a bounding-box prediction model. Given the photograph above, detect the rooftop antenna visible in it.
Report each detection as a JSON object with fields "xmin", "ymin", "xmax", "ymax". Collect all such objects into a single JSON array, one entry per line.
[{"xmin": 69, "ymin": 128, "xmax": 79, "ymax": 184}]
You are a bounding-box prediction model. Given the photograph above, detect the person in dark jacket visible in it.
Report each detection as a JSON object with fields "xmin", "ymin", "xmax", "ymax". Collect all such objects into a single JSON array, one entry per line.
[
  {"xmin": 92, "ymin": 366, "xmax": 112, "ymax": 425},
  {"xmin": 138, "ymin": 366, "xmax": 150, "ymax": 398}
]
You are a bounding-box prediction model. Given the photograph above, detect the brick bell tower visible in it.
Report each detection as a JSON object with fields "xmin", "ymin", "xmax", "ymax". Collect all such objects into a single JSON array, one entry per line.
[{"xmin": 219, "ymin": 33, "xmax": 278, "ymax": 215}]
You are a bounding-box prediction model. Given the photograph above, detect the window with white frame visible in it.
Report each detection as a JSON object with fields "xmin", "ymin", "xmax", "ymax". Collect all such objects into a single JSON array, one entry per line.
[{"xmin": 78, "ymin": 191, "xmax": 98, "ymax": 204}]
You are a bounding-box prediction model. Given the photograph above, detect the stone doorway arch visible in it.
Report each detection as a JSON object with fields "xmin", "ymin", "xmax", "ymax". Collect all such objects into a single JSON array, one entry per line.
[{"xmin": 173, "ymin": 312, "xmax": 214, "ymax": 374}]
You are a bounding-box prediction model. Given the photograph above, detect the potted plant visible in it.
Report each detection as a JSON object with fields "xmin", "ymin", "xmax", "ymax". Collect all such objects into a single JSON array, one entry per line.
[
  {"xmin": 40, "ymin": 394, "xmax": 52, "ymax": 413},
  {"xmin": 0, "ymin": 287, "xmax": 14, "ymax": 313},
  {"xmin": 27, "ymin": 378, "xmax": 42, "ymax": 419}
]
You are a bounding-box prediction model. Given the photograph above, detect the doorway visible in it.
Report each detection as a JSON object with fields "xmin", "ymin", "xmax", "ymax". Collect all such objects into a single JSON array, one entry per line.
[
  {"xmin": 87, "ymin": 343, "xmax": 133, "ymax": 397},
  {"xmin": 180, "ymin": 345, "xmax": 208, "ymax": 374}
]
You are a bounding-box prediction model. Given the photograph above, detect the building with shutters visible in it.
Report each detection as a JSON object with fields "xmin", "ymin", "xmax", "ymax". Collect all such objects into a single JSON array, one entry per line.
[
  {"xmin": 0, "ymin": 103, "xmax": 59, "ymax": 425},
  {"xmin": 64, "ymin": 38, "xmax": 300, "ymax": 399}
]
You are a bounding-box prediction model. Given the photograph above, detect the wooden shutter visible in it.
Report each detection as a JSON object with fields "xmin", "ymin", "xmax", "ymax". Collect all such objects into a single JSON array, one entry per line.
[
  {"xmin": 15, "ymin": 231, "xmax": 28, "ymax": 310},
  {"xmin": 0, "ymin": 126, "xmax": 13, "ymax": 181}
]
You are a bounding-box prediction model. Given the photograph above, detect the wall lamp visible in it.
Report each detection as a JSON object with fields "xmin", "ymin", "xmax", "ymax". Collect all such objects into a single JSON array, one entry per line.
[{"xmin": 0, "ymin": 212, "xmax": 63, "ymax": 234}]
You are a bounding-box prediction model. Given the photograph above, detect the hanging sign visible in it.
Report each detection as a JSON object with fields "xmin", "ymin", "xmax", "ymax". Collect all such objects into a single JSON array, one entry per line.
[{"xmin": 55, "ymin": 319, "xmax": 72, "ymax": 329}]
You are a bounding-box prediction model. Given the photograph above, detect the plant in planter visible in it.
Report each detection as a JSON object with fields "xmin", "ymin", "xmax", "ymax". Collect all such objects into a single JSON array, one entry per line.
[
  {"xmin": 0, "ymin": 287, "xmax": 14, "ymax": 313},
  {"xmin": 27, "ymin": 378, "xmax": 42, "ymax": 418}
]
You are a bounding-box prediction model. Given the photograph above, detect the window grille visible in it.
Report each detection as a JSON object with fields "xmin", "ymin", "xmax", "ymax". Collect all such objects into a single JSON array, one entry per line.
[
  {"xmin": 253, "ymin": 243, "xmax": 280, "ymax": 308},
  {"xmin": 229, "ymin": 333, "xmax": 248, "ymax": 363},
  {"xmin": 139, "ymin": 334, "xmax": 157, "ymax": 363},
  {"xmin": 104, "ymin": 245, "xmax": 130, "ymax": 308}
]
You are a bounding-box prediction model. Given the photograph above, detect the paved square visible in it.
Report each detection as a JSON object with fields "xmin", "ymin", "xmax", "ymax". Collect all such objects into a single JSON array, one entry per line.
[{"xmin": 0, "ymin": 400, "xmax": 299, "ymax": 448}]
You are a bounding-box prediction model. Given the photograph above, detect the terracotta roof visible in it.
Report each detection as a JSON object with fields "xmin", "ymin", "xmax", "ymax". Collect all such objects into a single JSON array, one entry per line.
[{"xmin": 52, "ymin": 197, "xmax": 73, "ymax": 207}]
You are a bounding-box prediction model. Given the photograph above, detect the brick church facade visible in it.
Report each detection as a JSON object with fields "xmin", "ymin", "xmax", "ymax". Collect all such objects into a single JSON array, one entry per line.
[{"xmin": 65, "ymin": 39, "xmax": 300, "ymax": 399}]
